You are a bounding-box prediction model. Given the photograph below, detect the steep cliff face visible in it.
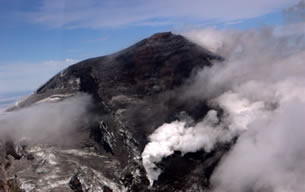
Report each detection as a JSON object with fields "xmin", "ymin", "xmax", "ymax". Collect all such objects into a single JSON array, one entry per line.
[{"xmin": 2, "ymin": 32, "xmax": 228, "ymax": 192}]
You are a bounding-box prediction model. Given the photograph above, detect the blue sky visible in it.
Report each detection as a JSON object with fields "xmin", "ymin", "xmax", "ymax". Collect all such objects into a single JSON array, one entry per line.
[{"xmin": 0, "ymin": 0, "xmax": 301, "ymax": 109}]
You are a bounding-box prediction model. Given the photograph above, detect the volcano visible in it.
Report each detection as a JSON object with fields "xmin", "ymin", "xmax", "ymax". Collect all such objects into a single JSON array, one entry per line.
[{"xmin": 1, "ymin": 32, "xmax": 229, "ymax": 192}]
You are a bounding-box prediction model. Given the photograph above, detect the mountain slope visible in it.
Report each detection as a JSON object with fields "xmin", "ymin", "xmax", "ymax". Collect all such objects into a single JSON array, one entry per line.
[{"xmin": 2, "ymin": 32, "xmax": 227, "ymax": 192}]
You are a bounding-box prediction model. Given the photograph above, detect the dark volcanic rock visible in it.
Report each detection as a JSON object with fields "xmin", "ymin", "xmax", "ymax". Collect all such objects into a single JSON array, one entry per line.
[{"xmin": 3, "ymin": 32, "xmax": 228, "ymax": 192}]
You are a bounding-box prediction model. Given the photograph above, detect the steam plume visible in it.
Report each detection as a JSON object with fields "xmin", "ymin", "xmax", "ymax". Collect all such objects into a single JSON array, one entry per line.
[{"xmin": 142, "ymin": 1, "xmax": 305, "ymax": 189}]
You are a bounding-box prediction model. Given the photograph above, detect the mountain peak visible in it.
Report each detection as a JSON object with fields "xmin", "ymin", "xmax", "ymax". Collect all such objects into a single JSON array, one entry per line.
[
  {"xmin": 149, "ymin": 31, "xmax": 174, "ymax": 39},
  {"xmin": 10, "ymin": 32, "xmax": 221, "ymax": 110},
  {"xmin": 145, "ymin": 32, "xmax": 184, "ymax": 43}
]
